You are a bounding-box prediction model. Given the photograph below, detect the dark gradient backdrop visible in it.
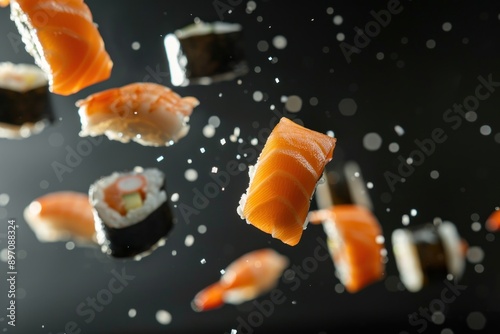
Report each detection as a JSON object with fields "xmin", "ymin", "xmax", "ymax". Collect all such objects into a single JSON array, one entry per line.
[{"xmin": 1, "ymin": 1, "xmax": 500, "ymax": 333}]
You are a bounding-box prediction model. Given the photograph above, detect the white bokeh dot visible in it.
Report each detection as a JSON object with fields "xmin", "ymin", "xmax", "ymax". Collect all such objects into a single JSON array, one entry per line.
[{"xmin": 363, "ymin": 133, "xmax": 383, "ymax": 151}]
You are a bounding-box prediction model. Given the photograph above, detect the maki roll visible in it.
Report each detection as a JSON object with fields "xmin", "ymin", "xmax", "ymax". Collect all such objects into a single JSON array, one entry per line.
[
  {"xmin": 391, "ymin": 221, "xmax": 466, "ymax": 292},
  {"xmin": 89, "ymin": 167, "xmax": 174, "ymax": 260},
  {"xmin": 0, "ymin": 62, "xmax": 54, "ymax": 139},
  {"xmin": 315, "ymin": 159, "xmax": 373, "ymax": 211},
  {"xmin": 164, "ymin": 21, "xmax": 248, "ymax": 86}
]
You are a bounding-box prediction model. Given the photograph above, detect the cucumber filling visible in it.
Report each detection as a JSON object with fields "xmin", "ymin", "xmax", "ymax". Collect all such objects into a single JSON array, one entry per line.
[{"xmin": 122, "ymin": 192, "xmax": 143, "ymax": 212}]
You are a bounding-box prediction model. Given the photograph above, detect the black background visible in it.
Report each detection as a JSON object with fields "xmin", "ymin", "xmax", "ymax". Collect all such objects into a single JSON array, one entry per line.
[{"xmin": 1, "ymin": 1, "xmax": 500, "ymax": 333}]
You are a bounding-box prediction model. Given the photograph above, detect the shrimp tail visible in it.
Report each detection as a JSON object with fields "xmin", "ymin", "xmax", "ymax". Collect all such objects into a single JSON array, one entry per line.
[{"xmin": 191, "ymin": 282, "xmax": 225, "ymax": 312}]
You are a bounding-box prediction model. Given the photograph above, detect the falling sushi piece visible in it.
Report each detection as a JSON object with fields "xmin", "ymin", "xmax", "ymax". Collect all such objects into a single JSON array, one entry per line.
[
  {"xmin": 8, "ymin": 0, "xmax": 113, "ymax": 95},
  {"xmin": 315, "ymin": 159, "xmax": 374, "ymax": 212},
  {"xmin": 191, "ymin": 248, "xmax": 289, "ymax": 312},
  {"xmin": 0, "ymin": 62, "xmax": 54, "ymax": 139},
  {"xmin": 308, "ymin": 205, "xmax": 385, "ymax": 293},
  {"xmin": 391, "ymin": 221, "xmax": 466, "ymax": 292},
  {"xmin": 165, "ymin": 21, "xmax": 248, "ymax": 86},
  {"xmin": 89, "ymin": 167, "xmax": 174, "ymax": 259},
  {"xmin": 23, "ymin": 191, "xmax": 97, "ymax": 245},
  {"xmin": 310, "ymin": 159, "xmax": 385, "ymax": 292},
  {"xmin": 237, "ymin": 117, "xmax": 337, "ymax": 246},
  {"xmin": 76, "ymin": 82, "xmax": 200, "ymax": 147},
  {"xmin": 485, "ymin": 209, "xmax": 500, "ymax": 232}
]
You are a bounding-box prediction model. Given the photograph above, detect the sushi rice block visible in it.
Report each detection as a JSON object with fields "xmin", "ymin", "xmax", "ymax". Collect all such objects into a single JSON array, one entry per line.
[
  {"xmin": 89, "ymin": 167, "xmax": 174, "ymax": 260},
  {"xmin": 237, "ymin": 117, "xmax": 337, "ymax": 246},
  {"xmin": 308, "ymin": 205, "xmax": 386, "ymax": 293},
  {"xmin": 392, "ymin": 221, "xmax": 466, "ymax": 292},
  {"xmin": 0, "ymin": 62, "xmax": 54, "ymax": 139},
  {"xmin": 23, "ymin": 191, "xmax": 97, "ymax": 245},
  {"xmin": 191, "ymin": 248, "xmax": 289, "ymax": 312},
  {"xmin": 8, "ymin": 0, "xmax": 113, "ymax": 95},
  {"xmin": 76, "ymin": 82, "xmax": 200, "ymax": 147}
]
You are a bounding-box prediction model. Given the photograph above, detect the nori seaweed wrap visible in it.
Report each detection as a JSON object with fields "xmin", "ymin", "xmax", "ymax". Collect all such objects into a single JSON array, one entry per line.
[
  {"xmin": 164, "ymin": 21, "xmax": 248, "ymax": 86},
  {"xmin": 0, "ymin": 62, "xmax": 54, "ymax": 139},
  {"xmin": 89, "ymin": 167, "xmax": 175, "ymax": 260},
  {"xmin": 392, "ymin": 221, "xmax": 466, "ymax": 292}
]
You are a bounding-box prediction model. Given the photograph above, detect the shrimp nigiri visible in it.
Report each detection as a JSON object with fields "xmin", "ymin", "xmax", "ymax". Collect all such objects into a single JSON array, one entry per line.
[
  {"xmin": 237, "ymin": 117, "xmax": 337, "ymax": 246},
  {"xmin": 23, "ymin": 191, "xmax": 97, "ymax": 245},
  {"xmin": 191, "ymin": 248, "xmax": 289, "ymax": 312},
  {"xmin": 8, "ymin": 0, "xmax": 113, "ymax": 95},
  {"xmin": 308, "ymin": 205, "xmax": 385, "ymax": 293},
  {"xmin": 76, "ymin": 82, "xmax": 200, "ymax": 147}
]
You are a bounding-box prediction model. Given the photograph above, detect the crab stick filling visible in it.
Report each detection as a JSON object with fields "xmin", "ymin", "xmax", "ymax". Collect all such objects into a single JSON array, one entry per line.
[{"xmin": 103, "ymin": 174, "xmax": 147, "ymax": 216}]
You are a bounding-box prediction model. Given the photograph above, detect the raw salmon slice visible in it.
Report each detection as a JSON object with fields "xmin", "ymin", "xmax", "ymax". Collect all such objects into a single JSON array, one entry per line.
[
  {"xmin": 237, "ymin": 117, "xmax": 337, "ymax": 246},
  {"xmin": 309, "ymin": 204, "xmax": 385, "ymax": 293},
  {"xmin": 9, "ymin": 0, "xmax": 113, "ymax": 95}
]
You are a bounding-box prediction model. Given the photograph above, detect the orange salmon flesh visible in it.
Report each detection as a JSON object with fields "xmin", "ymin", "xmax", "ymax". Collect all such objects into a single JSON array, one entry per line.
[
  {"xmin": 239, "ymin": 117, "xmax": 337, "ymax": 246},
  {"xmin": 311, "ymin": 204, "xmax": 385, "ymax": 293},
  {"xmin": 103, "ymin": 174, "xmax": 147, "ymax": 216},
  {"xmin": 11, "ymin": 0, "xmax": 113, "ymax": 95}
]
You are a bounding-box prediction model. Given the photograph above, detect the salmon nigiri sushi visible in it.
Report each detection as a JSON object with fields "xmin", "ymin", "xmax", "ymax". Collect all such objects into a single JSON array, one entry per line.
[
  {"xmin": 191, "ymin": 248, "xmax": 289, "ymax": 312},
  {"xmin": 76, "ymin": 82, "xmax": 200, "ymax": 147},
  {"xmin": 23, "ymin": 191, "xmax": 97, "ymax": 245},
  {"xmin": 7, "ymin": 0, "xmax": 113, "ymax": 95},
  {"xmin": 308, "ymin": 205, "xmax": 385, "ymax": 293},
  {"xmin": 309, "ymin": 160, "xmax": 385, "ymax": 292},
  {"xmin": 237, "ymin": 117, "xmax": 337, "ymax": 246}
]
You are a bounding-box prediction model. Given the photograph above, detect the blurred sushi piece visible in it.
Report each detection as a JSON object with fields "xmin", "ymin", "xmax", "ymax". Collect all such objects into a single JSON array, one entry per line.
[
  {"xmin": 391, "ymin": 221, "xmax": 466, "ymax": 292},
  {"xmin": 191, "ymin": 248, "xmax": 289, "ymax": 312},
  {"xmin": 485, "ymin": 209, "xmax": 500, "ymax": 232},
  {"xmin": 308, "ymin": 205, "xmax": 385, "ymax": 293},
  {"xmin": 23, "ymin": 191, "xmax": 97, "ymax": 245},
  {"xmin": 237, "ymin": 117, "xmax": 337, "ymax": 246},
  {"xmin": 310, "ymin": 160, "xmax": 385, "ymax": 293},
  {"xmin": 315, "ymin": 159, "xmax": 374, "ymax": 212},
  {"xmin": 164, "ymin": 21, "xmax": 248, "ymax": 86},
  {"xmin": 76, "ymin": 82, "xmax": 199, "ymax": 147},
  {"xmin": 89, "ymin": 166, "xmax": 174, "ymax": 260},
  {"xmin": 0, "ymin": 62, "xmax": 54, "ymax": 139},
  {"xmin": 8, "ymin": 0, "xmax": 113, "ymax": 95}
]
